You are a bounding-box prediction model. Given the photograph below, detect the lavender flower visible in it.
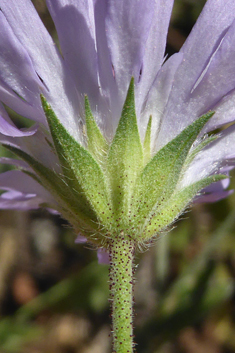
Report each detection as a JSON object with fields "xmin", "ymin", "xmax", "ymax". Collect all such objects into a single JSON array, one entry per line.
[
  {"xmin": 2, "ymin": 1, "xmax": 235, "ymax": 351},
  {"xmin": 0, "ymin": 0, "xmax": 234, "ymax": 247}
]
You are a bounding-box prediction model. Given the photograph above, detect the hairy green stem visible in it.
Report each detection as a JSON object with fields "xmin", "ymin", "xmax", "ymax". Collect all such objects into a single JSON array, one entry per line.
[{"xmin": 109, "ymin": 236, "xmax": 135, "ymax": 353}]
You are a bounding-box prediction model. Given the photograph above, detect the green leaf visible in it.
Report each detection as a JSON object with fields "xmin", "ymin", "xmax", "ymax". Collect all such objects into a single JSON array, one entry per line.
[
  {"xmin": 107, "ymin": 78, "xmax": 143, "ymax": 221},
  {"xmin": 131, "ymin": 112, "xmax": 214, "ymax": 227},
  {"xmin": 41, "ymin": 96, "xmax": 112, "ymax": 229},
  {"xmin": 142, "ymin": 174, "xmax": 226, "ymax": 240},
  {"xmin": 84, "ymin": 95, "xmax": 108, "ymax": 163}
]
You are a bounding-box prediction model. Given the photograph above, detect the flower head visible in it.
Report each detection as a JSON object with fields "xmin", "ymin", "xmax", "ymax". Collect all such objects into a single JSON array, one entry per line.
[{"xmin": 0, "ymin": 0, "xmax": 235, "ymax": 248}]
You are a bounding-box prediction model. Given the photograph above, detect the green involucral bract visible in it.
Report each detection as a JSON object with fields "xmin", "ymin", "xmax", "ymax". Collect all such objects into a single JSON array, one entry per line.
[
  {"xmin": 6, "ymin": 78, "xmax": 225, "ymax": 247},
  {"xmin": 107, "ymin": 77, "xmax": 144, "ymax": 224},
  {"xmin": 84, "ymin": 95, "xmax": 109, "ymax": 164}
]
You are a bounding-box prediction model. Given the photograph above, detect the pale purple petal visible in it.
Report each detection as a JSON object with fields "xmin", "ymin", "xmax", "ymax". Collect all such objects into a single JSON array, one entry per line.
[
  {"xmin": 97, "ymin": 248, "xmax": 109, "ymax": 264},
  {"xmin": 93, "ymin": 0, "xmax": 120, "ymax": 136},
  {"xmin": 204, "ymin": 174, "xmax": 231, "ymax": 193},
  {"xmin": 194, "ymin": 172, "xmax": 233, "ymax": 203},
  {"xmin": 195, "ymin": 190, "xmax": 234, "ymax": 204},
  {"xmin": 136, "ymin": 0, "xmax": 174, "ymax": 115},
  {"xmin": 75, "ymin": 237, "xmax": 110, "ymax": 264},
  {"xmin": 0, "ymin": 157, "xmax": 30, "ymax": 170},
  {"xmin": 0, "ymin": 170, "xmax": 57, "ymax": 209},
  {"xmin": 0, "ymin": 0, "xmax": 83, "ymax": 142},
  {"xmin": 191, "ymin": 18, "xmax": 235, "ymax": 101},
  {"xmin": 141, "ymin": 53, "xmax": 183, "ymax": 145},
  {"xmin": 0, "ymin": 189, "xmax": 60, "ymax": 210},
  {"xmin": 0, "ymin": 11, "xmax": 45, "ymax": 122},
  {"xmin": 0, "ymin": 78, "xmax": 45, "ymax": 123},
  {"xmin": 75, "ymin": 234, "xmax": 87, "ymax": 244},
  {"xmin": 211, "ymin": 91, "xmax": 235, "ymax": 130},
  {"xmin": 0, "ymin": 128, "xmax": 60, "ymax": 172},
  {"xmin": 75, "ymin": 236, "xmax": 110, "ymax": 264},
  {"xmin": 46, "ymin": 0, "xmax": 99, "ymax": 104},
  {"xmin": 46, "ymin": 0, "xmax": 113, "ymax": 139},
  {"xmin": 180, "ymin": 125, "xmax": 235, "ymax": 189},
  {"xmin": 105, "ymin": 0, "xmax": 155, "ymax": 103},
  {"xmin": 0, "ymin": 170, "xmax": 51, "ymax": 197},
  {"xmin": 156, "ymin": 0, "xmax": 235, "ymax": 150},
  {"xmin": 19, "ymin": 130, "xmax": 60, "ymax": 171},
  {"xmin": 0, "ymin": 194, "xmax": 41, "ymax": 210},
  {"xmin": 188, "ymin": 19, "xmax": 235, "ymax": 132},
  {"xmin": 0, "ymin": 103, "xmax": 37, "ymax": 137},
  {"xmin": 1, "ymin": 190, "xmax": 35, "ymax": 201}
]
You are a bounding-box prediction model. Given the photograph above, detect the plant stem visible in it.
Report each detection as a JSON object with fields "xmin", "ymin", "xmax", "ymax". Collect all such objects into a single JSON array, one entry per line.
[{"xmin": 109, "ymin": 235, "xmax": 135, "ymax": 353}]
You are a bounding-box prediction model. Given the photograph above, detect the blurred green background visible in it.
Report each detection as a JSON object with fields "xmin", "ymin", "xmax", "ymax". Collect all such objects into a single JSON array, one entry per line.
[{"xmin": 1, "ymin": 0, "xmax": 235, "ymax": 352}]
